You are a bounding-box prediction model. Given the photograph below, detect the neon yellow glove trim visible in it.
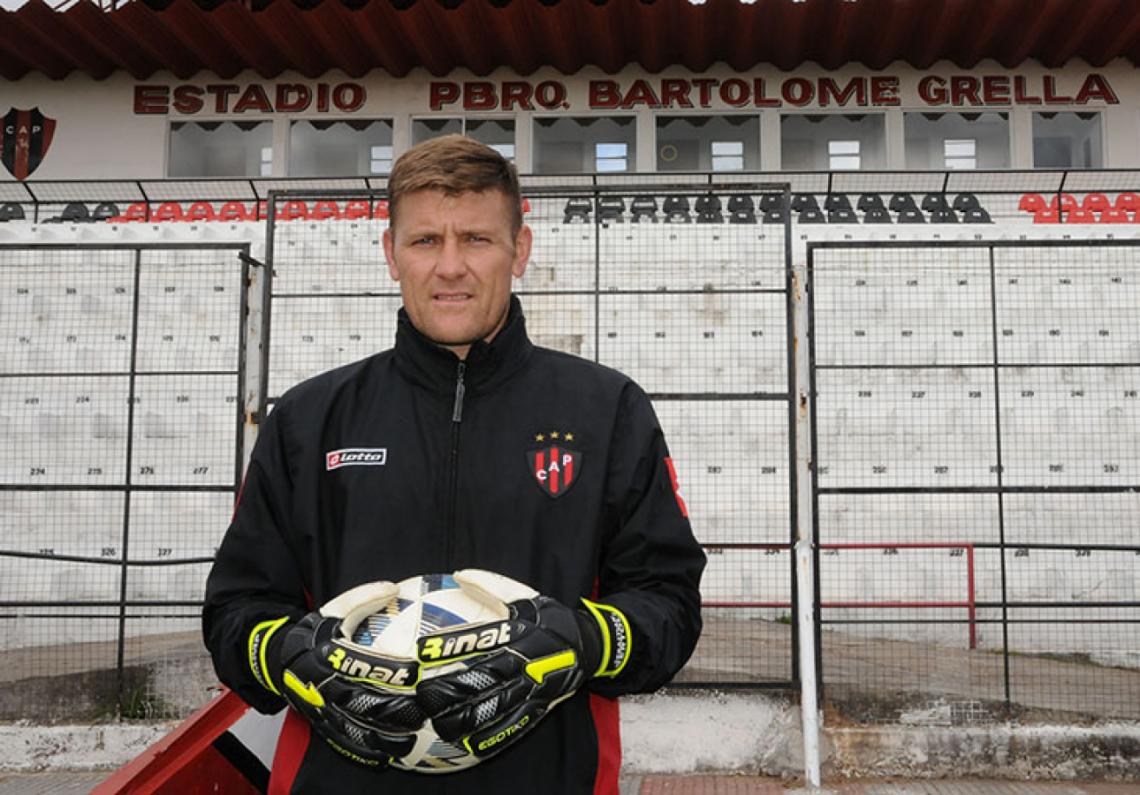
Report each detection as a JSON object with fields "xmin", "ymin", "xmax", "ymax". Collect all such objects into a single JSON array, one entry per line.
[
  {"xmin": 581, "ymin": 599, "xmax": 632, "ymax": 678},
  {"xmin": 525, "ymin": 650, "xmax": 577, "ymax": 684},
  {"xmin": 283, "ymin": 670, "xmax": 325, "ymax": 708},
  {"xmin": 248, "ymin": 616, "xmax": 289, "ymax": 696}
]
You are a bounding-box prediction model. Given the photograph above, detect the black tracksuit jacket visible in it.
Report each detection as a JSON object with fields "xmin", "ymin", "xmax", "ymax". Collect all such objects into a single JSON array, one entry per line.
[{"xmin": 202, "ymin": 296, "xmax": 705, "ymax": 794}]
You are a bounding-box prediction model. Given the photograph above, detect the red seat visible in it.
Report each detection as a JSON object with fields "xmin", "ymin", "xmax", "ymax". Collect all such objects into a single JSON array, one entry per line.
[
  {"xmin": 1081, "ymin": 193, "xmax": 1110, "ymax": 212},
  {"xmin": 309, "ymin": 200, "xmax": 342, "ymax": 221},
  {"xmin": 109, "ymin": 203, "xmax": 148, "ymax": 223},
  {"xmin": 184, "ymin": 202, "xmax": 217, "ymax": 223},
  {"xmin": 1115, "ymin": 192, "xmax": 1140, "ymax": 212},
  {"xmin": 1019, "ymin": 194, "xmax": 1046, "ymax": 212},
  {"xmin": 1032, "ymin": 209, "xmax": 1059, "ymax": 223},
  {"xmin": 1099, "ymin": 209, "xmax": 1130, "ymax": 223},
  {"xmin": 1062, "ymin": 209, "xmax": 1096, "ymax": 224},
  {"xmin": 342, "ymin": 200, "xmax": 372, "ymax": 220},
  {"xmin": 277, "ymin": 201, "xmax": 309, "ymax": 221},
  {"xmin": 218, "ymin": 201, "xmax": 254, "ymax": 222},
  {"xmin": 1046, "ymin": 194, "xmax": 1079, "ymax": 212},
  {"xmin": 152, "ymin": 202, "xmax": 184, "ymax": 222}
]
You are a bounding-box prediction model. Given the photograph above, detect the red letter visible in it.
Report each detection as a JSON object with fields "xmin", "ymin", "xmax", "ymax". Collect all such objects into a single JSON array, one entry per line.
[
  {"xmin": 501, "ymin": 81, "xmax": 533, "ymax": 111},
  {"xmin": 621, "ymin": 79, "xmax": 660, "ymax": 109},
  {"xmin": 752, "ymin": 78, "xmax": 780, "ymax": 107},
  {"xmin": 534, "ymin": 81, "xmax": 566, "ymax": 109},
  {"xmin": 1075, "ymin": 74, "xmax": 1119, "ymax": 105},
  {"xmin": 172, "ymin": 85, "xmax": 203, "ymax": 114},
  {"xmin": 950, "ymin": 76, "xmax": 981, "ymax": 106},
  {"xmin": 276, "ymin": 84, "xmax": 311, "ymax": 112},
  {"xmin": 661, "ymin": 79, "xmax": 693, "ymax": 109},
  {"xmin": 819, "ymin": 77, "xmax": 866, "ymax": 107},
  {"xmin": 205, "ymin": 84, "xmax": 238, "ymax": 113},
  {"xmin": 692, "ymin": 78, "xmax": 718, "ymax": 107},
  {"xmin": 333, "ymin": 83, "xmax": 365, "ymax": 112},
  {"xmin": 589, "ymin": 80, "xmax": 621, "ymax": 109},
  {"xmin": 982, "ymin": 76, "xmax": 1010, "ymax": 105},
  {"xmin": 233, "ymin": 85, "xmax": 273, "ymax": 114},
  {"xmin": 781, "ymin": 78, "xmax": 814, "ymax": 107},
  {"xmin": 918, "ymin": 76, "xmax": 947, "ymax": 105},
  {"xmin": 1014, "ymin": 76, "xmax": 1041, "ymax": 104},
  {"xmin": 134, "ymin": 86, "xmax": 169, "ymax": 115},
  {"xmin": 464, "ymin": 81, "xmax": 497, "ymax": 111},
  {"xmin": 719, "ymin": 79, "xmax": 749, "ymax": 108},
  {"xmin": 429, "ymin": 82, "xmax": 460, "ymax": 111},
  {"xmin": 316, "ymin": 84, "xmax": 330, "ymax": 112},
  {"xmin": 1043, "ymin": 76, "xmax": 1072, "ymax": 104}
]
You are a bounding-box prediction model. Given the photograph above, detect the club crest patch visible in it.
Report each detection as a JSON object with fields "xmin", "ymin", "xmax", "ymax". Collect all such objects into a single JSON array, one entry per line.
[
  {"xmin": 1, "ymin": 108, "xmax": 56, "ymax": 181},
  {"xmin": 528, "ymin": 432, "xmax": 580, "ymax": 498}
]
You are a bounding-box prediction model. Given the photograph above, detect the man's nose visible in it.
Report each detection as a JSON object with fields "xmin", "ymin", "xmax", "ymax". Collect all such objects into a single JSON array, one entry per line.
[{"xmin": 434, "ymin": 234, "xmax": 468, "ymax": 279}]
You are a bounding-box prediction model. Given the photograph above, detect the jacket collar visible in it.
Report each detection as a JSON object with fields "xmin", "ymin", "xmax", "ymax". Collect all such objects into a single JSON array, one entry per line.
[{"xmin": 394, "ymin": 294, "xmax": 534, "ymax": 394}]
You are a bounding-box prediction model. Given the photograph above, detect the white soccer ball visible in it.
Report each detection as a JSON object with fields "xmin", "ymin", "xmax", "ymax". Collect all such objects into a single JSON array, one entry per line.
[{"xmin": 342, "ymin": 569, "xmax": 537, "ymax": 774}]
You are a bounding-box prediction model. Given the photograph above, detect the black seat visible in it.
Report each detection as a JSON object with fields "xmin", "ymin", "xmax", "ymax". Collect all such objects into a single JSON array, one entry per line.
[
  {"xmin": 929, "ymin": 207, "xmax": 959, "ymax": 223},
  {"xmin": 662, "ymin": 196, "xmax": 691, "ymax": 223},
  {"xmin": 758, "ymin": 193, "xmax": 784, "ymax": 213},
  {"xmin": 761, "ymin": 207, "xmax": 788, "ymax": 224},
  {"xmin": 791, "ymin": 194, "xmax": 819, "ymax": 213},
  {"xmin": 91, "ymin": 202, "xmax": 120, "ymax": 222},
  {"xmin": 596, "ymin": 196, "xmax": 625, "ymax": 224},
  {"xmin": 921, "ymin": 194, "xmax": 950, "ymax": 213},
  {"xmin": 962, "ymin": 207, "xmax": 992, "ymax": 223},
  {"xmin": 630, "ymin": 195, "xmax": 658, "ymax": 223},
  {"xmin": 562, "ymin": 198, "xmax": 591, "ymax": 224},
  {"xmin": 824, "ymin": 194, "xmax": 853, "ymax": 213},
  {"xmin": 888, "ymin": 194, "xmax": 919, "ymax": 212},
  {"xmin": 726, "ymin": 195, "xmax": 756, "ymax": 224},
  {"xmin": 896, "ymin": 208, "xmax": 926, "ymax": 224},
  {"xmin": 953, "ymin": 193, "xmax": 981, "ymax": 212},
  {"xmin": 828, "ymin": 207, "xmax": 858, "ymax": 224},
  {"xmin": 58, "ymin": 202, "xmax": 91, "ymax": 223},
  {"xmin": 0, "ymin": 202, "xmax": 25, "ymax": 222},
  {"xmin": 798, "ymin": 207, "xmax": 826, "ymax": 224},
  {"xmin": 857, "ymin": 194, "xmax": 886, "ymax": 213},
  {"xmin": 862, "ymin": 207, "xmax": 892, "ymax": 224},
  {"xmin": 694, "ymin": 194, "xmax": 723, "ymax": 224}
]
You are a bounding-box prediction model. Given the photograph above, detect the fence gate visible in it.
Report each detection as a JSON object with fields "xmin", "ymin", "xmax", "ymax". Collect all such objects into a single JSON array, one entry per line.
[
  {"xmin": 808, "ymin": 240, "xmax": 1140, "ymax": 724},
  {"xmin": 264, "ymin": 184, "xmax": 800, "ymax": 687},
  {"xmin": 0, "ymin": 243, "xmax": 256, "ymax": 721}
]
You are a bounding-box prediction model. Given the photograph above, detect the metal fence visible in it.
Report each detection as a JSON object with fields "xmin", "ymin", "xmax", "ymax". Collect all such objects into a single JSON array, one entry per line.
[
  {"xmin": 808, "ymin": 240, "xmax": 1140, "ymax": 724},
  {"xmin": 0, "ymin": 243, "xmax": 255, "ymax": 721}
]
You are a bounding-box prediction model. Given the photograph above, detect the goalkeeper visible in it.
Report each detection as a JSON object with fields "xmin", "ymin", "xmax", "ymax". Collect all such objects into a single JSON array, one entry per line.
[{"xmin": 203, "ymin": 134, "xmax": 706, "ymax": 794}]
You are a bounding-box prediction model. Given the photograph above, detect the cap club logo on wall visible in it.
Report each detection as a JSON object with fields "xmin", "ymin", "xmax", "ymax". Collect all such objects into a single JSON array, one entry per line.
[
  {"xmin": 529, "ymin": 431, "xmax": 580, "ymax": 498},
  {"xmin": 1, "ymin": 108, "xmax": 56, "ymax": 180}
]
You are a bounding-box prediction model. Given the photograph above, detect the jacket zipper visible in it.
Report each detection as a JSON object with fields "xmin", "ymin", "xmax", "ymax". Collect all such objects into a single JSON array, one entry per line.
[{"xmin": 445, "ymin": 361, "xmax": 466, "ymax": 567}]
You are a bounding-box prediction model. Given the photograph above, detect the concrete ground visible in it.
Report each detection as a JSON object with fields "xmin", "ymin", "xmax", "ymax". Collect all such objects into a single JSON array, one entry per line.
[{"xmin": 1, "ymin": 772, "xmax": 1138, "ymax": 795}]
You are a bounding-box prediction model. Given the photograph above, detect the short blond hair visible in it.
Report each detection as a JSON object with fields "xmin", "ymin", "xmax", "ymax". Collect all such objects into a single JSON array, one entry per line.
[{"xmin": 387, "ymin": 134, "xmax": 522, "ymax": 235}]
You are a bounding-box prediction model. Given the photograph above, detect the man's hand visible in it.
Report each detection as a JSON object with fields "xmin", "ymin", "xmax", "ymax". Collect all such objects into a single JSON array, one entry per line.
[
  {"xmin": 252, "ymin": 581, "xmax": 428, "ymax": 767},
  {"xmin": 414, "ymin": 570, "xmax": 632, "ymax": 761}
]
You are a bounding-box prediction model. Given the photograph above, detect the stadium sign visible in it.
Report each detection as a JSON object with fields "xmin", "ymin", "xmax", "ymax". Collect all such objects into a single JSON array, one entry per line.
[
  {"xmin": 429, "ymin": 73, "xmax": 1119, "ymax": 111},
  {"xmin": 134, "ymin": 82, "xmax": 366, "ymax": 115}
]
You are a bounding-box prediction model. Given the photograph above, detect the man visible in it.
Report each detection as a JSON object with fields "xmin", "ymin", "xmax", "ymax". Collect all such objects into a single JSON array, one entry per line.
[{"xmin": 203, "ymin": 135, "xmax": 705, "ymax": 793}]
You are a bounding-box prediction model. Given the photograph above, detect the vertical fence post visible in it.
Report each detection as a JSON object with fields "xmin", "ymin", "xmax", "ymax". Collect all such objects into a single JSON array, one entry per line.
[{"xmin": 790, "ymin": 193, "xmax": 822, "ymax": 788}]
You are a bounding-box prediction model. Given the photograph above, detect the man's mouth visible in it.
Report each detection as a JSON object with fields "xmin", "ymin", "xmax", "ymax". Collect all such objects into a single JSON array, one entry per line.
[{"xmin": 434, "ymin": 293, "xmax": 471, "ymax": 302}]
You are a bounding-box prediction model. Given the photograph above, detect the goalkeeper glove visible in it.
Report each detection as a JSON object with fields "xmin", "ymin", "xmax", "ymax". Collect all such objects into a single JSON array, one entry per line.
[
  {"xmin": 414, "ymin": 570, "xmax": 631, "ymax": 761},
  {"xmin": 247, "ymin": 581, "xmax": 427, "ymax": 767}
]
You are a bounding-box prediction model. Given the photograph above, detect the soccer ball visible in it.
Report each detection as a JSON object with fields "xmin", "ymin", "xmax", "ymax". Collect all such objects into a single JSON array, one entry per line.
[{"xmin": 348, "ymin": 570, "xmax": 537, "ymax": 773}]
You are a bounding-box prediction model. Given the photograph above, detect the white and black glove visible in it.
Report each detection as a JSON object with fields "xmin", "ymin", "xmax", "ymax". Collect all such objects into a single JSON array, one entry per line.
[
  {"xmin": 414, "ymin": 570, "xmax": 632, "ymax": 761},
  {"xmin": 247, "ymin": 582, "xmax": 426, "ymax": 767}
]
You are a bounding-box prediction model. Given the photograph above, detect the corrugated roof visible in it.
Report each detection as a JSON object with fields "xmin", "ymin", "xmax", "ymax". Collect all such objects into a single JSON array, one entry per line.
[{"xmin": 3, "ymin": 0, "xmax": 1140, "ymax": 82}]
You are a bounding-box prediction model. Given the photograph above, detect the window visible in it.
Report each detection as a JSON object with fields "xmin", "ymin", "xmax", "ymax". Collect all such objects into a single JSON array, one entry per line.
[
  {"xmin": 411, "ymin": 118, "xmax": 516, "ymax": 161},
  {"xmin": 780, "ymin": 115, "xmax": 886, "ymax": 171},
  {"xmin": 656, "ymin": 115, "xmax": 760, "ymax": 172},
  {"xmin": 289, "ymin": 120, "xmax": 393, "ymax": 177},
  {"xmin": 1032, "ymin": 112, "xmax": 1103, "ymax": 169},
  {"xmin": 168, "ymin": 121, "xmax": 274, "ymax": 178},
  {"xmin": 904, "ymin": 112, "xmax": 1009, "ymax": 170},
  {"xmin": 533, "ymin": 117, "xmax": 636, "ymax": 174},
  {"xmin": 944, "ymin": 139, "xmax": 976, "ymax": 170},
  {"xmin": 828, "ymin": 140, "xmax": 861, "ymax": 170}
]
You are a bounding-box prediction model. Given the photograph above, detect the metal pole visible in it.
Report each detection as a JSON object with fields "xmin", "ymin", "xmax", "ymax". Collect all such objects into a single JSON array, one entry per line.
[{"xmin": 791, "ymin": 196, "xmax": 822, "ymax": 788}]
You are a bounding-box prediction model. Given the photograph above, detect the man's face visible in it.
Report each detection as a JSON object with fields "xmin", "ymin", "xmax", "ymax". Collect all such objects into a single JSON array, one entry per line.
[{"xmin": 384, "ymin": 189, "xmax": 531, "ymax": 359}]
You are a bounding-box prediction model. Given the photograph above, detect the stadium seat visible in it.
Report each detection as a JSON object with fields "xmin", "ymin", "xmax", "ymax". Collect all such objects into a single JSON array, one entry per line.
[
  {"xmin": 1098, "ymin": 208, "xmax": 1130, "ymax": 223},
  {"xmin": 562, "ymin": 198, "xmax": 591, "ymax": 223},
  {"xmin": 761, "ymin": 207, "xmax": 788, "ymax": 224},
  {"xmin": 758, "ymin": 193, "xmax": 784, "ymax": 213},
  {"xmin": 962, "ymin": 207, "xmax": 992, "ymax": 223},
  {"xmin": 828, "ymin": 207, "xmax": 858, "ymax": 223},
  {"xmin": 952, "ymin": 193, "xmax": 981, "ymax": 211},
  {"xmin": 1114, "ymin": 192, "xmax": 1140, "ymax": 212},
  {"xmin": 0, "ymin": 202, "xmax": 25, "ymax": 222},
  {"xmin": 928, "ymin": 207, "xmax": 959, "ymax": 223},
  {"xmin": 798, "ymin": 207, "xmax": 825, "ymax": 224},
  {"xmin": 857, "ymin": 194, "xmax": 886, "ymax": 213},
  {"xmin": 726, "ymin": 195, "xmax": 756, "ymax": 224},
  {"xmin": 896, "ymin": 207, "xmax": 926, "ymax": 223},
  {"xmin": 791, "ymin": 194, "xmax": 818, "ymax": 213},
  {"xmin": 694, "ymin": 194, "xmax": 723, "ymax": 223},
  {"xmin": 1062, "ymin": 209, "xmax": 1096, "ymax": 223},
  {"xmin": 824, "ymin": 194, "xmax": 852, "ymax": 212},
  {"xmin": 1047, "ymin": 194, "xmax": 1079, "ymax": 212},
  {"xmin": 921, "ymin": 194, "xmax": 950, "ymax": 213},
  {"xmin": 596, "ymin": 196, "xmax": 625, "ymax": 223},
  {"xmin": 1033, "ymin": 209, "xmax": 1059, "ymax": 223},
  {"xmin": 90, "ymin": 202, "xmax": 120, "ymax": 222},
  {"xmin": 57, "ymin": 202, "xmax": 91, "ymax": 223},
  {"xmin": 629, "ymin": 195, "xmax": 658, "ymax": 223},
  {"xmin": 888, "ymin": 194, "xmax": 918, "ymax": 212},
  {"xmin": 862, "ymin": 207, "xmax": 892, "ymax": 223},
  {"xmin": 1018, "ymin": 194, "xmax": 1046, "ymax": 213},
  {"xmin": 662, "ymin": 196, "xmax": 692, "ymax": 223},
  {"xmin": 1081, "ymin": 193, "xmax": 1110, "ymax": 213}
]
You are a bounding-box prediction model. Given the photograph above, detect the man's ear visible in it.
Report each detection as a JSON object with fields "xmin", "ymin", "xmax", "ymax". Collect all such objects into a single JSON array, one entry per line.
[
  {"xmin": 512, "ymin": 224, "xmax": 532, "ymax": 280},
  {"xmin": 383, "ymin": 228, "xmax": 400, "ymax": 282}
]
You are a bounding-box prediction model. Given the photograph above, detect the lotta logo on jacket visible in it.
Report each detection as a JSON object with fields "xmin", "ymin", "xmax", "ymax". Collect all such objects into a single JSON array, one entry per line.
[{"xmin": 528, "ymin": 431, "xmax": 580, "ymax": 497}]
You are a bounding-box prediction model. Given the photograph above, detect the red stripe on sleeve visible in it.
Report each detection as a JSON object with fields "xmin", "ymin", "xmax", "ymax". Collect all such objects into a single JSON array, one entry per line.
[{"xmin": 550, "ymin": 446, "xmax": 560, "ymax": 493}]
